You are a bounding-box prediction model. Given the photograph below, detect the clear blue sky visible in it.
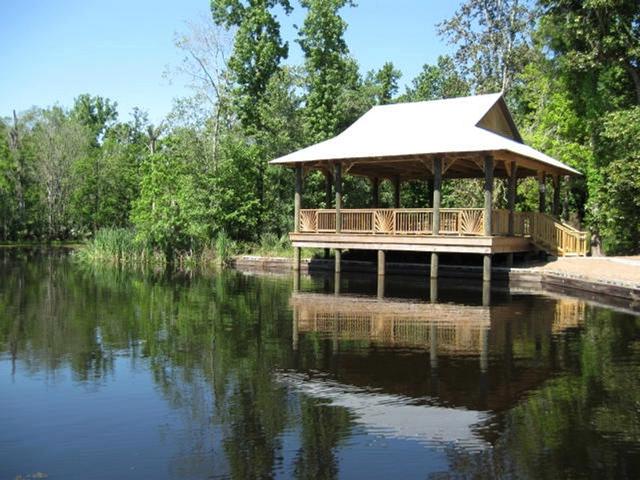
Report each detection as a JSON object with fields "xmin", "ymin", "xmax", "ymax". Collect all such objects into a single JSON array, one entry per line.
[{"xmin": 0, "ymin": 0, "xmax": 459, "ymax": 123}]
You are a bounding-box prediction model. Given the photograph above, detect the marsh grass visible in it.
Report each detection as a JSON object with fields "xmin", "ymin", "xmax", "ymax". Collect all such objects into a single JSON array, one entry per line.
[
  {"xmin": 74, "ymin": 228, "xmax": 164, "ymax": 267},
  {"xmin": 75, "ymin": 228, "xmax": 240, "ymax": 271}
]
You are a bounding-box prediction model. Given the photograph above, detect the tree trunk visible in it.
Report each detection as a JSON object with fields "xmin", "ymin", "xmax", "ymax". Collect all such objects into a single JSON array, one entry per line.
[{"xmin": 627, "ymin": 65, "xmax": 640, "ymax": 105}]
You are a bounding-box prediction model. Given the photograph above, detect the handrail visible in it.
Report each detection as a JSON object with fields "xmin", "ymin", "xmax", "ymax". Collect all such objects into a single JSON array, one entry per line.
[{"xmin": 298, "ymin": 208, "xmax": 589, "ymax": 256}]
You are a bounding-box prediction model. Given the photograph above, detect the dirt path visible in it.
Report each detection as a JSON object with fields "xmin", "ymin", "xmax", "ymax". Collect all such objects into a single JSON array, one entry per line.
[{"xmin": 533, "ymin": 256, "xmax": 640, "ymax": 286}]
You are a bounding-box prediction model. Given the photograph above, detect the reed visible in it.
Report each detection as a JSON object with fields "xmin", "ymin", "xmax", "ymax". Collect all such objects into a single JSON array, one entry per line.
[{"xmin": 75, "ymin": 228, "xmax": 165, "ymax": 267}]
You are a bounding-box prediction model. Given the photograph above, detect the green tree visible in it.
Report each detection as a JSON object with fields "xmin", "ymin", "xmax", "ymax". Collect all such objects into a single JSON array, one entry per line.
[
  {"xmin": 211, "ymin": 0, "xmax": 292, "ymax": 132},
  {"xmin": 373, "ymin": 61, "xmax": 402, "ymax": 105},
  {"xmin": 402, "ymin": 55, "xmax": 470, "ymax": 101},
  {"xmin": 539, "ymin": 0, "xmax": 640, "ymax": 105},
  {"xmin": 31, "ymin": 107, "xmax": 92, "ymax": 239},
  {"xmin": 131, "ymin": 136, "xmax": 210, "ymax": 260},
  {"xmin": 298, "ymin": 0, "xmax": 358, "ymax": 142},
  {"xmin": 71, "ymin": 120, "xmax": 146, "ymax": 233},
  {"xmin": 594, "ymin": 107, "xmax": 640, "ymax": 253},
  {"xmin": 71, "ymin": 94, "xmax": 119, "ymax": 145}
]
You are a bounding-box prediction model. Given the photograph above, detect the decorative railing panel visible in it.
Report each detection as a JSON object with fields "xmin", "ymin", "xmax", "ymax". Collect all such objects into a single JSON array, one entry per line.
[{"xmin": 297, "ymin": 208, "xmax": 588, "ymax": 256}]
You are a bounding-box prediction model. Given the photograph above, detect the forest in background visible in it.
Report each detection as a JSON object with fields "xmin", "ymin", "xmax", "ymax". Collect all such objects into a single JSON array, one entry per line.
[{"xmin": 1, "ymin": 0, "xmax": 639, "ymax": 260}]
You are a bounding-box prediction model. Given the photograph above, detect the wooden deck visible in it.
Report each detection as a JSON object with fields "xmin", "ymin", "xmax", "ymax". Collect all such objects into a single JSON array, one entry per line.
[
  {"xmin": 291, "ymin": 232, "xmax": 531, "ymax": 254},
  {"xmin": 293, "ymin": 208, "xmax": 588, "ymax": 256}
]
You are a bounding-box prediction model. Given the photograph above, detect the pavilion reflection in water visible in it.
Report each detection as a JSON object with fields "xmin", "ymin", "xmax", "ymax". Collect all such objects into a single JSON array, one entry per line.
[
  {"xmin": 284, "ymin": 286, "xmax": 586, "ymax": 450},
  {"xmin": 290, "ymin": 290, "xmax": 584, "ymax": 361}
]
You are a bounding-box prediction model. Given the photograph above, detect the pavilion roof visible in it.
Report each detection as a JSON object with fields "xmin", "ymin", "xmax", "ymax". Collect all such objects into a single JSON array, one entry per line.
[{"xmin": 270, "ymin": 93, "xmax": 581, "ymax": 179}]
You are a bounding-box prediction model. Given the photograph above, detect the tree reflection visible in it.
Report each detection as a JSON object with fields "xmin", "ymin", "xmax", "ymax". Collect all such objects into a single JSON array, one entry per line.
[{"xmin": 1, "ymin": 250, "xmax": 639, "ymax": 479}]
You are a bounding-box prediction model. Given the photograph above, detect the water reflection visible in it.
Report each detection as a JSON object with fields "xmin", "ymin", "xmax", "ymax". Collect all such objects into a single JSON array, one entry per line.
[{"xmin": 1, "ymin": 249, "xmax": 639, "ymax": 479}]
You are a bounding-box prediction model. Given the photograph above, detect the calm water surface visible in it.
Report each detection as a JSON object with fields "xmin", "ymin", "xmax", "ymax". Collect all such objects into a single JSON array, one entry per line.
[{"xmin": 1, "ymin": 249, "xmax": 639, "ymax": 479}]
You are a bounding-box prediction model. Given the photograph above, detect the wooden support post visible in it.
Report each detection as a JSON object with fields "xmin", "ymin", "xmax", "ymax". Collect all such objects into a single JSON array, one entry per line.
[
  {"xmin": 324, "ymin": 171, "xmax": 333, "ymax": 207},
  {"xmin": 430, "ymin": 252, "xmax": 439, "ymax": 279},
  {"xmin": 293, "ymin": 247, "xmax": 301, "ymax": 272},
  {"xmin": 393, "ymin": 176, "xmax": 401, "ymax": 208},
  {"xmin": 507, "ymin": 161, "xmax": 517, "ymax": 235},
  {"xmin": 483, "ymin": 254, "xmax": 492, "ymax": 282},
  {"xmin": 538, "ymin": 171, "xmax": 546, "ymax": 214},
  {"xmin": 335, "ymin": 163, "xmax": 342, "ymax": 233},
  {"xmin": 334, "ymin": 271, "xmax": 341, "ymax": 295},
  {"xmin": 377, "ymin": 274, "xmax": 384, "ymax": 299},
  {"xmin": 377, "ymin": 249, "xmax": 385, "ymax": 276},
  {"xmin": 334, "ymin": 249, "xmax": 341, "ymax": 273},
  {"xmin": 372, "ymin": 177, "xmax": 380, "ymax": 208},
  {"xmin": 552, "ymin": 175, "xmax": 561, "ymax": 217},
  {"xmin": 293, "ymin": 269, "xmax": 300, "ymax": 293},
  {"xmin": 484, "ymin": 156, "xmax": 494, "ymax": 236},
  {"xmin": 430, "ymin": 278, "xmax": 438, "ymax": 303},
  {"xmin": 294, "ymin": 165, "xmax": 302, "ymax": 233},
  {"xmin": 482, "ymin": 280, "xmax": 491, "ymax": 306},
  {"xmin": 432, "ymin": 157, "xmax": 442, "ymax": 235},
  {"xmin": 324, "ymin": 171, "xmax": 332, "ymax": 259},
  {"xmin": 562, "ymin": 175, "xmax": 570, "ymax": 221}
]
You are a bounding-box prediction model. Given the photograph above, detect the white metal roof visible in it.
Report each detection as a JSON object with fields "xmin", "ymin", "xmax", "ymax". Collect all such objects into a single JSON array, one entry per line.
[{"xmin": 270, "ymin": 93, "xmax": 581, "ymax": 176}]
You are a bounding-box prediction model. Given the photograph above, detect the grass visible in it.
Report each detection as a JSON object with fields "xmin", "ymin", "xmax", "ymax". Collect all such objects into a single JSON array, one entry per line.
[
  {"xmin": 74, "ymin": 228, "xmax": 321, "ymax": 271},
  {"xmin": 74, "ymin": 228, "xmax": 165, "ymax": 267}
]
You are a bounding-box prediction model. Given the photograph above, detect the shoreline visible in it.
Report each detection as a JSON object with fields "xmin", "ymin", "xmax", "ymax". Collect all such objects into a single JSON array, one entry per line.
[{"xmin": 231, "ymin": 255, "xmax": 640, "ymax": 312}]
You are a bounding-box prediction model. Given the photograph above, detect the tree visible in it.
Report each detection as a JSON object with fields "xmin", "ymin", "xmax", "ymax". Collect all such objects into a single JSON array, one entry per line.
[
  {"xmin": 373, "ymin": 61, "xmax": 402, "ymax": 105},
  {"xmin": 211, "ymin": 0, "xmax": 292, "ymax": 131},
  {"xmin": 71, "ymin": 94, "xmax": 118, "ymax": 145},
  {"xmin": 71, "ymin": 118, "xmax": 147, "ymax": 233},
  {"xmin": 31, "ymin": 108, "xmax": 91, "ymax": 239},
  {"xmin": 539, "ymin": 0, "xmax": 640, "ymax": 105},
  {"xmin": 170, "ymin": 14, "xmax": 233, "ymax": 166},
  {"xmin": 131, "ymin": 136, "xmax": 210, "ymax": 260},
  {"xmin": 593, "ymin": 107, "xmax": 640, "ymax": 254},
  {"xmin": 298, "ymin": 0, "xmax": 358, "ymax": 142},
  {"xmin": 438, "ymin": 0, "xmax": 535, "ymax": 93},
  {"xmin": 402, "ymin": 55, "xmax": 470, "ymax": 101}
]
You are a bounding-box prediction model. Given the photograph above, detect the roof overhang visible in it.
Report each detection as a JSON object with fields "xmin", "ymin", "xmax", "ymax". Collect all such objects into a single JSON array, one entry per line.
[{"xmin": 270, "ymin": 93, "xmax": 581, "ymax": 178}]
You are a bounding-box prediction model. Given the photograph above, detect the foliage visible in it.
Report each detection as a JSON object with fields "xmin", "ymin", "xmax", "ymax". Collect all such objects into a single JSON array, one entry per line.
[
  {"xmin": 402, "ymin": 55, "xmax": 470, "ymax": 101},
  {"xmin": 538, "ymin": 0, "xmax": 640, "ymax": 104},
  {"xmin": 131, "ymin": 140, "xmax": 210, "ymax": 261},
  {"xmin": 211, "ymin": 0, "xmax": 292, "ymax": 131},
  {"xmin": 298, "ymin": 0, "xmax": 358, "ymax": 142},
  {"xmin": 593, "ymin": 107, "xmax": 640, "ymax": 253},
  {"xmin": 2, "ymin": 0, "xmax": 640, "ymax": 259}
]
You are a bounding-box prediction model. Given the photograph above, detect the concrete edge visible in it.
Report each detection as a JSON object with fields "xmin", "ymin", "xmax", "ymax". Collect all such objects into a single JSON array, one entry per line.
[{"xmin": 230, "ymin": 255, "xmax": 640, "ymax": 309}]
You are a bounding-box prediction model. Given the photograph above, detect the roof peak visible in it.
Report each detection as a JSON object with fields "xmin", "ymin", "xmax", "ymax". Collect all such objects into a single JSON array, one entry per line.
[{"xmin": 371, "ymin": 92, "xmax": 503, "ymax": 110}]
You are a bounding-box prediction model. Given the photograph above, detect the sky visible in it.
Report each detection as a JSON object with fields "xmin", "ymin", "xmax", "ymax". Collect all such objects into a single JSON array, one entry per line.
[{"xmin": 0, "ymin": 0, "xmax": 460, "ymax": 123}]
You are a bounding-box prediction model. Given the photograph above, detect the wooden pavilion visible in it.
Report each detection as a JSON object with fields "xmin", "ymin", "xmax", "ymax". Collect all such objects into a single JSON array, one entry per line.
[{"xmin": 270, "ymin": 93, "xmax": 588, "ymax": 281}]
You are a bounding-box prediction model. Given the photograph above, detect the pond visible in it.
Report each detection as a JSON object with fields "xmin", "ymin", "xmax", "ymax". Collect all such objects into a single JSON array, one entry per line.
[{"xmin": 1, "ymin": 249, "xmax": 639, "ymax": 479}]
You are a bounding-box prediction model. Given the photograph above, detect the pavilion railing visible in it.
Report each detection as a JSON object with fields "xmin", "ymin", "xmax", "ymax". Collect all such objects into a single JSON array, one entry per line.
[{"xmin": 298, "ymin": 208, "xmax": 589, "ymax": 256}]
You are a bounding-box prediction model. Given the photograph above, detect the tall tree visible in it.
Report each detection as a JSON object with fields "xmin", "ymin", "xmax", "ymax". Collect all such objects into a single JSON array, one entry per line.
[
  {"xmin": 211, "ymin": 0, "xmax": 292, "ymax": 132},
  {"xmin": 298, "ymin": 0, "xmax": 357, "ymax": 142},
  {"xmin": 170, "ymin": 15, "xmax": 233, "ymax": 166},
  {"xmin": 373, "ymin": 61, "xmax": 402, "ymax": 105},
  {"xmin": 32, "ymin": 108, "xmax": 91, "ymax": 239},
  {"xmin": 539, "ymin": 0, "xmax": 640, "ymax": 105},
  {"xmin": 438, "ymin": 0, "xmax": 535, "ymax": 93}
]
